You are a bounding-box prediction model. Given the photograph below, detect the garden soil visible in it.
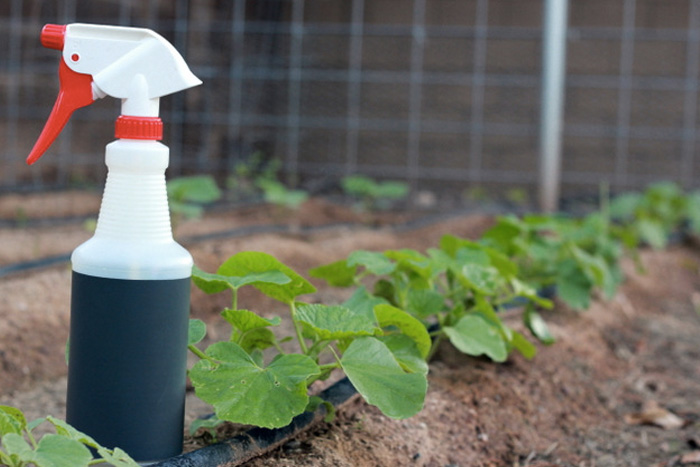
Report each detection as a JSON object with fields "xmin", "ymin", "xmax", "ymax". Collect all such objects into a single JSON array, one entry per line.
[{"xmin": 1, "ymin": 194, "xmax": 699, "ymax": 466}]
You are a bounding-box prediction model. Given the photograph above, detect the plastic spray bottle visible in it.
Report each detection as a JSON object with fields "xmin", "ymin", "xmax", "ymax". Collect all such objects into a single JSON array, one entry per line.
[{"xmin": 27, "ymin": 23, "xmax": 201, "ymax": 462}]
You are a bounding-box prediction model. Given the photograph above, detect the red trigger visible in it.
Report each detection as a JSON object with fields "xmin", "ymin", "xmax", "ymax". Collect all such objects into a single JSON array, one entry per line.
[{"xmin": 26, "ymin": 59, "xmax": 94, "ymax": 165}]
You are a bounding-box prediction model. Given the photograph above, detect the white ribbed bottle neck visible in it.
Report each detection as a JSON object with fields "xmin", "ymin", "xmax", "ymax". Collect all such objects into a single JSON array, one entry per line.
[{"xmin": 95, "ymin": 139, "xmax": 173, "ymax": 243}]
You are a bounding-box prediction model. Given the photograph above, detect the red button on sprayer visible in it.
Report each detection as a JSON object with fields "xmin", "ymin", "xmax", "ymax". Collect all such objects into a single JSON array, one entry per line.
[
  {"xmin": 41, "ymin": 24, "xmax": 66, "ymax": 51},
  {"xmin": 115, "ymin": 116, "xmax": 163, "ymax": 140}
]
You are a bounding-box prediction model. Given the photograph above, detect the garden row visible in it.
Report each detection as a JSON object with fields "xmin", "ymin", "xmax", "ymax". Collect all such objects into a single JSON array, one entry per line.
[{"xmin": 1, "ymin": 181, "xmax": 698, "ymax": 466}]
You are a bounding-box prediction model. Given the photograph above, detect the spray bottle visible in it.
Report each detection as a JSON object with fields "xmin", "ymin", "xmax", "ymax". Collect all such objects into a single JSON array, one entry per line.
[{"xmin": 27, "ymin": 23, "xmax": 201, "ymax": 462}]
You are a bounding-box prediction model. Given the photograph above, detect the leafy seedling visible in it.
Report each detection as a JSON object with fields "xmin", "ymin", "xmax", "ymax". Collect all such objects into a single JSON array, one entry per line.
[
  {"xmin": 341, "ymin": 175, "xmax": 409, "ymax": 212},
  {"xmin": 0, "ymin": 405, "xmax": 138, "ymax": 467},
  {"xmin": 188, "ymin": 251, "xmax": 429, "ymax": 430}
]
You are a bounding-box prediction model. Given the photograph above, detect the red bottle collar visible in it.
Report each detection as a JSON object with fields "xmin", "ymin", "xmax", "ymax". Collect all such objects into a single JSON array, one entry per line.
[{"xmin": 114, "ymin": 116, "xmax": 163, "ymax": 140}]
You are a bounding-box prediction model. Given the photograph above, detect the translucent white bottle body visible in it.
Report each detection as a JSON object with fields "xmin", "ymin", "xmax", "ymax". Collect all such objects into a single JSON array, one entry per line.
[{"xmin": 72, "ymin": 139, "xmax": 192, "ymax": 280}]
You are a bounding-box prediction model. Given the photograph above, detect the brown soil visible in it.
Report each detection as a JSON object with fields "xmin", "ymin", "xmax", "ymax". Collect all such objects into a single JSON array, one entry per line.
[{"xmin": 1, "ymin": 193, "xmax": 699, "ymax": 467}]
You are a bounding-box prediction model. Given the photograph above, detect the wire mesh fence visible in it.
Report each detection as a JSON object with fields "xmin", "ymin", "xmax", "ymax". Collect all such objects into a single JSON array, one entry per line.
[{"xmin": 1, "ymin": 0, "xmax": 699, "ymax": 207}]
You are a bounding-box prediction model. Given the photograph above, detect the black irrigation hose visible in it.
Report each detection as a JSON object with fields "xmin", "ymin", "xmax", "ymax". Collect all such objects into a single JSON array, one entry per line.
[
  {"xmin": 0, "ymin": 207, "xmax": 483, "ymax": 279},
  {"xmin": 152, "ymin": 377, "xmax": 359, "ymax": 467}
]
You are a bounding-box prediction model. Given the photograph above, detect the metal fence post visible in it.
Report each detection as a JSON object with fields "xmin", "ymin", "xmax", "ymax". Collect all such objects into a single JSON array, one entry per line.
[{"xmin": 538, "ymin": 0, "xmax": 569, "ymax": 213}]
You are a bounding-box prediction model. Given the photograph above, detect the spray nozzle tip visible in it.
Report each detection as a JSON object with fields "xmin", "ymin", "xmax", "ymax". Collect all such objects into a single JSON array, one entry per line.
[{"xmin": 41, "ymin": 24, "xmax": 66, "ymax": 50}]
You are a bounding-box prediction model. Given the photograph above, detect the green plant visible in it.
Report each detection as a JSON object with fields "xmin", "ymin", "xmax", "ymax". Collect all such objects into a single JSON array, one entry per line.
[
  {"xmin": 310, "ymin": 239, "xmax": 553, "ymax": 363},
  {"xmin": 256, "ymin": 179, "xmax": 309, "ymax": 211},
  {"xmin": 609, "ymin": 181, "xmax": 689, "ymax": 250},
  {"xmin": 227, "ymin": 153, "xmax": 281, "ymax": 201},
  {"xmin": 187, "ymin": 251, "xmax": 429, "ymax": 429},
  {"xmin": 167, "ymin": 175, "xmax": 222, "ymax": 224},
  {"xmin": 341, "ymin": 175, "xmax": 409, "ymax": 211},
  {"xmin": 0, "ymin": 406, "xmax": 138, "ymax": 466},
  {"xmin": 481, "ymin": 211, "xmax": 624, "ymax": 311}
]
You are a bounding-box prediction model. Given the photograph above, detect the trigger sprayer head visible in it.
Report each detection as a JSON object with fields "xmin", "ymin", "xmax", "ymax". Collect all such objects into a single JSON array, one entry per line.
[{"xmin": 27, "ymin": 23, "xmax": 201, "ymax": 165}]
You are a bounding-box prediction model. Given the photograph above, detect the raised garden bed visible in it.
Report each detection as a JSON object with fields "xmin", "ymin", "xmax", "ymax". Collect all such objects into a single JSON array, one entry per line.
[{"xmin": 1, "ymin": 194, "xmax": 699, "ymax": 466}]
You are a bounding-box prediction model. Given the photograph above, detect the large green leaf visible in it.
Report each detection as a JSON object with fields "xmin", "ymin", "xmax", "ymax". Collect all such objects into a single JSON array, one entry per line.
[
  {"xmin": 308, "ymin": 260, "xmax": 357, "ymax": 287},
  {"xmin": 217, "ymin": 252, "xmax": 316, "ymax": 303},
  {"xmin": 192, "ymin": 264, "xmax": 290, "ymax": 295},
  {"xmin": 295, "ymin": 304, "xmax": 379, "ymax": 340},
  {"xmin": 189, "ymin": 342, "xmax": 320, "ymax": 428},
  {"xmin": 443, "ymin": 314, "xmax": 508, "ymax": 362},
  {"xmin": 347, "ymin": 250, "xmax": 396, "ymax": 275},
  {"xmin": 341, "ymin": 337, "xmax": 426, "ymax": 419},
  {"xmin": 374, "ymin": 304, "xmax": 431, "ymax": 359}
]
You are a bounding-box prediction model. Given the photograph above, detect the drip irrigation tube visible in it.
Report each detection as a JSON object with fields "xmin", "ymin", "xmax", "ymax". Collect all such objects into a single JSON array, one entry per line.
[
  {"xmin": 0, "ymin": 207, "xmax": 485, "ymax": 279},
  {"xmin": 152, "ymin": 377, "xmax": 359, "ymax": 467}
]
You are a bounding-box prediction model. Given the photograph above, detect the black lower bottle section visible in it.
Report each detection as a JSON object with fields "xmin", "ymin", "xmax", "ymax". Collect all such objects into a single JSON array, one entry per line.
[{"xmin": 67, "ymin": 271, "xmax": 191, "ymax": 462}]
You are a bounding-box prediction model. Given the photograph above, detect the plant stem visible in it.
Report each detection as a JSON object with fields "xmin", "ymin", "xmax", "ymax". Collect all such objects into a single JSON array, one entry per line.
[
  {"xmin": 319, "ymin": 362, "xmax": 340, "ymax": 372},
  {"xmin": 427, "ymin": 332, "xmax": 445, "ymax": 362},
  {"xmin": 289, "ymin": 302, "xmax": 309, "ymax": 354},
  {"xmin": 188, "ymin": 344, "xmax": 213, "ymax": 362},
  {"xmin": 231, "ymin": 288, "xmax": 239, "ymax": 311}
]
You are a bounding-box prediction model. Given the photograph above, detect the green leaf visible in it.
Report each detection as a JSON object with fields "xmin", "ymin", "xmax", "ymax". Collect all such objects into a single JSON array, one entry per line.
[
  {"xmin": 188, "ymin": 319, "xmax": 207, "ymax": 346},
  {"xmin": 343, "ymin": 286, "xmax": 388, "ymax": 316},
  {"xmin": 305, "ymin": 396, "xmax": 335, "ymax": 423},
  {"xmin": 509, "ymin": 330, "xmax": 536, "ymax": 360},
  {"xmin": 167, "ymin": 175, "xmax": 222, "ymax": 204},
  {"xmin": 35, "ymin": 435, "xmax": 94, "ymax": 467},
  {"xmin": 378, "ymin": 334, "xmax": 429, "ymax": 375},
  {"xmin": 189, "ymin": 342, "xmax": 320, "ymax": 428},
  {"xmin": 511, "ymin": 278, "xmax": 553, "ymax": 309},
  {"xmin": 295, "ymin": 304, "xmax": 380, "ymax": 340},
  {"xmin": 2, "ymin": 432, "xmax": 34, "ymax": 461},
  {"xmin": 374, "ymin": 181, "xmax": 409, "ymax": 200},
  {"xmin": 609, "ymin": 192, "xmax": 641, "ymax": 219},
  {"xmin": 483, "ymin": 247, "xmax": 518, "ymax": 278},
  {"xmin": 443, "ymin": 314, "xmax": 508, "ymax": 362},
  {"xmin": 44, "ymin": 416, "xmax": 138, "ymax": 466},
  {"xmin": 238, "ymin": 328, "xmax": 279, "ymax": 353},
  {"xmin": 0, "ymin": 406, "xmax": 26, "ymax": 435},
  {"xmin": 189, "ymin": 416, "xmax": 224, "ymax": 436},
  {"xmin": 2, "ymin": 433, "xmax": 94, "ymax": 467},
  {"xmin": 347, "ymin": 250, "xmax": 396, "ymax": 275},
  {"xmin": 405, "ymin": 289, "xmax": 445, "ymax": 318},
  {"xmin": 374, "ymin": 304, "xmax": 431, "ymax": 359},
  {"xmin": 556, "ymin": 259, "xmax": 593, "ymax": 310},
  {"xmin": 637, "ymin": 218, "xmax": 668, "ymax": 249},
  {"xmin": 221, "ymin": 309, "xmax": 281, "ymax": 333},
  {"xmin": 217, "ymin": 252, "xmax": 316, "ymax": 303},
  {"xmin": 308, "ymin": 260, "xmax": 357, "ymax": 287},
  {"xmin": 341, "ymin": 337, "xmax": 426, "ymax": 419},
  {"xmin": 192, "ymin": 264, "xmax": 291, "ymax": 295},
  {"xmin": 481, "ymin": 217, "xmax": 522, "ymax": 249},
  {"xmin": 383, "ymin": 249, "xmax": 436, "ymax": 279},
  {"xmin": 524, "ymin": 307, "xmax": 555, "ymax": 345},
  {"xmin": 458, "ymin": 263, "xmax": 502, "ymax": 295}
]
